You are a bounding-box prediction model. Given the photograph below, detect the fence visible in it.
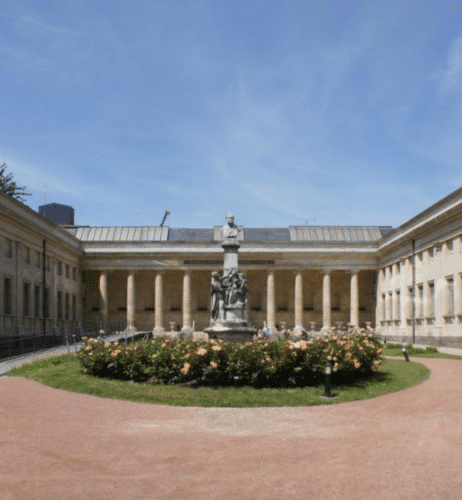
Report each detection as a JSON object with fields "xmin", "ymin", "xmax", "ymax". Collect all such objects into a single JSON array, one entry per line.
[{"xmin": 0, "ymin": 321, "xmax": 127, "ymax": 360}]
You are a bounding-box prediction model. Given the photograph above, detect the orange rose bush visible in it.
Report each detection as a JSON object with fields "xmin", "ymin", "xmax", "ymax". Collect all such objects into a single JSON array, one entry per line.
[{"xmin": 78, "ymin": 326, "xmax": 385, "ymax": 387}]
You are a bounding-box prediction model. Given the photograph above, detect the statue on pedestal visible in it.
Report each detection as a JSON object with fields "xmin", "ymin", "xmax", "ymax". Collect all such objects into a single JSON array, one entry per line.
[
  {"xmin": 205, "ymin": 213, "xmax": 256, "ymax": 342},
  {"xmin": 221, "ymin": 212, "xmax": 239, "ymax": 240}
]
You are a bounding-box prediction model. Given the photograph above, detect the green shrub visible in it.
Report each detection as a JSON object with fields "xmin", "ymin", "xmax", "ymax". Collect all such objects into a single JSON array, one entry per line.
[
  {"xmin": 385, "ymin": 343, "xmax": 403, "ymax": 349},
  {"xmin": 77, "ymin": 326, "xmax": 385, "ymax": 388}
]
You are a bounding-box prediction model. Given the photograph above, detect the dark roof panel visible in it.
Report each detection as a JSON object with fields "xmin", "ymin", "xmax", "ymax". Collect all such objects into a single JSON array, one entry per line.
[
  {"xmin": 243, "ymin": 228, "xmax": 291, "ymax": 241},
  {"xmin": 168, "ymin": 228, "xmax": 215, "ymax": 241},
  {"xmin": 289, "ymin": 226, "xmax": 385, "ymax": 242}
]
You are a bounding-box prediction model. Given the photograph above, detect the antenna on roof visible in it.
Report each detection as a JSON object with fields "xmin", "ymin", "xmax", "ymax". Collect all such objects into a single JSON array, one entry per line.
[
  {"xmin": 301, "ymin": 219, "xmax": 316, "ymax": 226},
  {"xmin": 160, "ymin": 210, "xmax": 170, "ymax": 227}
]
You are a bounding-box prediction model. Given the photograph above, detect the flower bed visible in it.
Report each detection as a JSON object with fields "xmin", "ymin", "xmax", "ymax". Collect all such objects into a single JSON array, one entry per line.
[{"xmin": 77, "ymin": 327, "xmax": 384, "ymax": 388}]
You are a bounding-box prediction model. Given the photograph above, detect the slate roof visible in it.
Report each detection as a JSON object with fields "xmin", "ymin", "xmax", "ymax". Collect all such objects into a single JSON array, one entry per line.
[
  {"xmin": 63, "ymin": 226, "xmax": 168, "ymax": 241},
  {"xmin": 244, "ymin": 228, "xmax": 291, "ymax": 241},
  {"xmin": 168, "ymin": 228, "xmax": 214, "ymax": 241},
  {"xmin": 63, "ymin": 225, "xmax": 393, "ymax": 243},
  {"xmin": 288, "ymin": 226, "xmax": 388, "ymax": 242}
]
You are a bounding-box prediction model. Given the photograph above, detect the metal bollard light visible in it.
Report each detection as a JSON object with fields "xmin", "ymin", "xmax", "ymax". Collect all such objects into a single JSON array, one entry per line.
[
  {"xmin": 321, "ymin": 362, "xmax": 335, "ymax": 398},
  {"xmin": 72, "ymin": 334, "xmax": 77, "ymax": 352},
  {"xmin": 402, "ymin": 347, "xmax": 410, "ymax": 362}
]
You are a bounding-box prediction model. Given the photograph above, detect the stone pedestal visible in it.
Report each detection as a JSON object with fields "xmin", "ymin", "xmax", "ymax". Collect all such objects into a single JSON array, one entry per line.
[{"xmin": 204, "ymin": 236, "xmax": 257, "ymax": 342}]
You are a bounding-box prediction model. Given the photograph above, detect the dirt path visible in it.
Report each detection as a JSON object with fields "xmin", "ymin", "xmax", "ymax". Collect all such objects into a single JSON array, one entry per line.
[{"xmin": 1, "ymin": 358, "xmax": 461, "ymax": 500}]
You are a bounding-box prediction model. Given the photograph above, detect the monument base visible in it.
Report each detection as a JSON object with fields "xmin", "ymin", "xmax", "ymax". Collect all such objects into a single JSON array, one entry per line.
[{"xmin": 204, "ymin": 324, "xmax": 258, "ymax": 343}]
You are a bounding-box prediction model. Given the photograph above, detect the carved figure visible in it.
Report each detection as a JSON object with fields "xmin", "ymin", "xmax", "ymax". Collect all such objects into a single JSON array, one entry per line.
[
  {"xmin": 211, "ymin": 272, "xmax": 225, "ymax": 321},
  {"xmin": 221, "ymin": 212, "xmax": 239, "ymax": 240},
  {"xmin": 210, "ymin": 268, "xmax": 250, "ymax": 322}
]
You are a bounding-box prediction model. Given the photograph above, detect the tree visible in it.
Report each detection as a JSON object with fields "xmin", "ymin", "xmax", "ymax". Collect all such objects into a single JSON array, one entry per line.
[{"xmin": 0, "ymin": 163, "xmax": 31, "ymax": 203}]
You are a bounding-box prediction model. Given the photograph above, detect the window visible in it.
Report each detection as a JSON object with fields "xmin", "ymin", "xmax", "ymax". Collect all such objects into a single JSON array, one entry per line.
[
  {"xmin": 36, "ymin": 251, "xmax": 41, "ymax": 268},
  {"xmin": 57, "ymin": 261, "xmax": 62, "ymax": 276},
  {"xmin": 57, "ymin": 291, "xmax": 62, "ymax": 320},
  {"xmin": 382, "ymin": 294, "xmax": 386, "ymax": 320},
  {"xmin": 408, "ymin": 286, "xmax": 414, "ymax": 318},
  {"xmin": 47, "ymin": 257, "xmax": 51, "ymax": 272},
  {"xmin": 65, "ymin": 264, "xmax": 70, "ymax": 279},
  {"xmin": 23, "ymin": 282, "xmax": 30, "ymax": 317},
  {"xmin": 428, "ymin": 282, "xmax": 435, "ymax": 317},
  {"xmin": 396, "ymin": 262, "xmax": 400, "ymax": 274},
  {"xmin": 4, "ymin": 278, "xmax": 12, "ymax": 315},
  {"xmin": 396, "ymin": 290, "xmax": 400, "ymax": 320},
  {"xmin": 5, "ymin": 238, "xmax": 12, "ymax": 258},
  {"xmin": 446, "ymin": 277, "xmax": 454, "ymax": 315},
  {"xmin": 34, "ymin": 285, "xmax": 40, "ymax": 318},
  {"xmin": 417, "ymin": 284, "xmax": 423, "ymax": 318},
  {"xmin": 429, "ymin": 247, "xmax": 434, "ymax": 262},
  {"xmin": 331, "ymin": 293, "xmax": 340, "ymax": 312},
  {"xmin": 72, "ymin": 294, "xmax": 76, "ymax": 321},
  {"xmin": 304, "ymin": 292, "xmax": 314, "ymax": 311},
  {"xmin": 24, "ymin": 246, "xmax": 30, "ymax": 264},
  {"xmin": 447, "ymin": 239, "xmax": 453, "ymax": 254},
  {"xmin": 72, "ymin": 267, "xmax": 76, "ymax": 281},
  {"xmin": 65, "ymin": 293, "xmax": 69, "ymax": 320},
  {"xmin": 388, "ymin": 292, "xmax": 393, "ymax": 319}
]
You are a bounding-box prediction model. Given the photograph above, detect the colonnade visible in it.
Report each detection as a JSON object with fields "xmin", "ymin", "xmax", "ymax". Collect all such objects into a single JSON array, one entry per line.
[{"xmin": 97, "ymin": 269, "xmax": 364, "ymax": 334}]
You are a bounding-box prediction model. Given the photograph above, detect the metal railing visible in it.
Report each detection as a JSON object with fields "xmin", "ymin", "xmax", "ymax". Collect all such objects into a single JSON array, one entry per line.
[{"xmin": 0, "ymin": 320, "xmax": 128, "ymax": 361}]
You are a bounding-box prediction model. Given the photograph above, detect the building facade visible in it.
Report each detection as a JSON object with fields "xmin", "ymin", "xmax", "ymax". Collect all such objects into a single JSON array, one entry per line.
[{"xmin": 2, "ymin": 187, "xmax": 462, "ymax": 347}]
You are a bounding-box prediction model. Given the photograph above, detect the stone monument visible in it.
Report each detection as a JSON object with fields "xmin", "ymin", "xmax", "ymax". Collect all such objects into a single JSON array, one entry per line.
[{"xmin": 204, "ymin": 213, "xmax": 257, "ymax": 342}]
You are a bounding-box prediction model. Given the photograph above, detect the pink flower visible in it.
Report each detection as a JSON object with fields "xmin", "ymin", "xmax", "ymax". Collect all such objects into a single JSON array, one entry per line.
[
  {"xmin": 196, "ymin": 347, "xmax": 207, "ymax": 356},
  {"xmin": 210, "ymin": 361, "xmax": 217, "ymax": 369},
  {"xmin": 180, "ymin": 363, "xmax": 190, "ymax": 374}
]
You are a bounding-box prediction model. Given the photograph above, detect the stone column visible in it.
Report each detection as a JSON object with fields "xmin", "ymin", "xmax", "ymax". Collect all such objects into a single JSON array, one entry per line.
[
  {"xmin": 99, "ymin": 272, "xmax": 108, "ymax": 329},
  {"xmin": 293, "ymin": 271, "xmax": 304, "ymax": 335},
  {"xmin": 350, "ymin": 270, "xmax": 359, "ymax": 327},
  {"xmin": 434, "ymin": 244, "xmax": 444, "ymax": 342},
  {"xmin": 181, "ymin": 271, "xmax": 193, "ymax": 336},
  {"xmin": 127, "ymin": 272, "xmax": 136, "ymax": 332},
  {"xmin": 376, "ymin": 268, "xmax": 384, "ymax": 332},
  {"xmin": 322, "ymin": 270, "xmax": 331, "ymax": 330},
  {"xmin": 14, "ymin": 242, "xmax": 22, "ymax": 334},
  {"xmin": 267, "ymin": 271, "xmax": 276, "ymax": 333},
  {"xmin": 399, "ymin": 259, "xmax": 407, "ymax": 335},
  {"xmin": 50, "ymin": 258, "xmax": 56, "ymax": 331},
  {"xmin": 153, "ymin": 272, "xmax": 165, "ymax": 336}
]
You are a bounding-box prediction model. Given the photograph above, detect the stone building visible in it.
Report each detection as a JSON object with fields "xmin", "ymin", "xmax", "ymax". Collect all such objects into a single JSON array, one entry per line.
[{"xmin": 2, "ymin": 187, "xmax": 462, "ymax": 347}]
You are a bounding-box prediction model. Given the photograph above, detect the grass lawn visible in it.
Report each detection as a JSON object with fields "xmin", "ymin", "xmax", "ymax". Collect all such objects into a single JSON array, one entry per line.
[
  {"xmin": 7, "ymin": 353, "xmax": 431, "ymax": 407},
  {"xmin": 384, "ymin": 344, "xmax": 462, "ymax": 359}
]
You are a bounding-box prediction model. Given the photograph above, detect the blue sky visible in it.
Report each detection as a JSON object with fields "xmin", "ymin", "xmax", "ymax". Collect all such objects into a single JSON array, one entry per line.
[{"xmin": 1, "ymin": 0, "xmax": 461, "ymax": 229}]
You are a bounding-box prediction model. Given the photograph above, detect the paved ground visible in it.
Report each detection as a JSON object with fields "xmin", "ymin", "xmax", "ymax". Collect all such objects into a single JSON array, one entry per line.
[{"xmin": 1, "ymin": 355, "xmax": 462, "ymax": 500}]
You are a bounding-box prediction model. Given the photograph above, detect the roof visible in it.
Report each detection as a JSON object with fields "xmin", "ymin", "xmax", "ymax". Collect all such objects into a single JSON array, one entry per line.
[
  {"xmin": 288, "ymin": 226, "xmax": 388, "ymax": 242},
  {"xmin": 63, "ymin": 226, "xmax": 168, "ymax": 242},
  {"xmin": 63, "ymin": 225, "xmax": 392, "ymax": 243}
]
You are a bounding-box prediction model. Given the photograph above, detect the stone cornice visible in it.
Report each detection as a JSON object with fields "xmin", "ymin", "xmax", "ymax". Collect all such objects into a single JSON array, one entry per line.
[
  {"xmin": 0, "ymin": 193, "xmax": 82, "ymax": 254},
  {"xmin": 379, "ymin": 187, "xmax": 462, "ymax": 254},
  {"xmin": 80, "ymin": 240, "xmax": 379, "ymax": 255}
]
